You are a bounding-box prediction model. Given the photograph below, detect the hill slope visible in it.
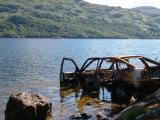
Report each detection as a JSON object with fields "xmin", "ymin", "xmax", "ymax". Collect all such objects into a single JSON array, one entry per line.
[
  {"xmin": 0, "ymin": 0, "xmax": 160, "ymax": 38},
  {"xmin": 133, "ymin": 6, "xmax": 160, "ymax": 24},
  {"xmin": 133, "ymin": 6, "xmax": 160, "ymax": 17}
]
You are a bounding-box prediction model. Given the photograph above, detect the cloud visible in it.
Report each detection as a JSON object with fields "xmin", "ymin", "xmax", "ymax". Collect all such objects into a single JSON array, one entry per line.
[{"xmin": 84, "ymin": 0, "xmax": 160, "ymax": 8}]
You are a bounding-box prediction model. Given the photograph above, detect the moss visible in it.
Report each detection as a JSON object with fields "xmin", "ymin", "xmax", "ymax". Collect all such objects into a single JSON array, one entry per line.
[{"xmin": 124, "ymin": 108, "xmax": 146, "ymax": 120}]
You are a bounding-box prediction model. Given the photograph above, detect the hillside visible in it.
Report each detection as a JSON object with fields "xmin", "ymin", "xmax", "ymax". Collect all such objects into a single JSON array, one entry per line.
[
  {"xmin": 133, "ymin": 6, "xmax": 160, "ymax": 17},
  {"xmin": 133, "ymin": 6, "xmax": 160, "ymax": 24},
  {"xmin": 0, "ymin": 0, "xmax": 160, "ymax": 38}
]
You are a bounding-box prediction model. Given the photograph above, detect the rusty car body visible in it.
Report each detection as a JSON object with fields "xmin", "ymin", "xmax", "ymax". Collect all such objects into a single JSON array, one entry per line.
[{"xmin": 60, "ymin": 56, "xmax": 160, "ymax": 91}]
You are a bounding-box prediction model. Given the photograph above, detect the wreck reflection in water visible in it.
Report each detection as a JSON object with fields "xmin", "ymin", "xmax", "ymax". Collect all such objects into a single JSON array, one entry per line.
[
  {"xmin": 60, "ymin": 80, "xmax": 159, "ymax": 119},
  {"xmin": 60, "ymin": 86, "xmax": 135, "ymax": 119}
]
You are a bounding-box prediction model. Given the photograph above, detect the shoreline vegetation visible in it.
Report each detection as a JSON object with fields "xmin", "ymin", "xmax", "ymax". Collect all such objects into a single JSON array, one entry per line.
[{"xmin": 0, "ymin": 0, "xmax": 160, "ymax": 38}]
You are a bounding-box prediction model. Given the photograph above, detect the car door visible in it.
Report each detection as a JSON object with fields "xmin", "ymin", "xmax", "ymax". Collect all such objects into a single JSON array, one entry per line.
[{"xmin": 60, "ymin": 58, "xmax": 79, "ymax": 87}]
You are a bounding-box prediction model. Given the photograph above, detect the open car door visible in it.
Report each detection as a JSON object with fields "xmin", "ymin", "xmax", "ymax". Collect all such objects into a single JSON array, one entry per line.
[{"xmin": 60, "ymin": 58, "xmax": 79, "ymax": 87}]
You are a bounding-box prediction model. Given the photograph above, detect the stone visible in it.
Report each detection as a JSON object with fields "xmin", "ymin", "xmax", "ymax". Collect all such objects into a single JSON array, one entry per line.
[
  {"xmin": 5, "ymin": 92, "xmax": 52, "ymax": 120},
  {"xmin": 70, "ymin": 112, "xmax": 92, "ymax": 119},
  {"xmin": 112, "ymin": 89, "xmax": 160, "ymax": 120},
  {"xmin": 135, "ymin": 109, "xmax": 160, "ymax": 120},
  {"xmin": 96, "ymin": 111, "xmax": 109, "ymax": 120}
]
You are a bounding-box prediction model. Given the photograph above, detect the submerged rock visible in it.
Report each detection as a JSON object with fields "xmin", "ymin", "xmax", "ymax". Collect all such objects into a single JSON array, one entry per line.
[
  {"xmin": 70, "ymin": 112, "xmax": 92, "ymax": 119},
  {"xmin": 96, "ymin": 111, "xmax": 109, "ymax": 120},
  {"xmin": 5, "ymin": 92, "xmax": 52, "ymax": 120}
]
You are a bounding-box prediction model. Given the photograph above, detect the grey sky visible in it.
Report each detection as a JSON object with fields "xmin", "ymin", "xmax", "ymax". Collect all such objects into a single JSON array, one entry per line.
[{"xmin": 84, "ymin": 0, "xmax": 160, "ymax": 8}]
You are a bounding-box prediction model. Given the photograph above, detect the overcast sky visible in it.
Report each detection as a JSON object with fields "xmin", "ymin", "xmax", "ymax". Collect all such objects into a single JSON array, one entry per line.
[{"xmin": 84, "ymin": 0, "xmax": 160, "ymax": 9}]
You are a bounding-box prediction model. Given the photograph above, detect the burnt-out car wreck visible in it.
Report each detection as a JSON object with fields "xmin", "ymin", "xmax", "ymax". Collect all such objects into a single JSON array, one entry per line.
[{"xmin": 60, "ymin": 56, "xmax": 160, "ymax": 92}]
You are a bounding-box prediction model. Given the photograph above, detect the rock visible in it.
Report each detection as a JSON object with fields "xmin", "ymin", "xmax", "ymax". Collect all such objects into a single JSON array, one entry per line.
[
  {"xmin": 135, "ymin": 113, "xmax": 149, "ymax": 120},
  {"xmin": 112, "ymin": 89, "xmax": 160, "ymax": 120},
  {"xmin": 96, "ymin": 111, "xmax": 109, "ymax": 120},
  {"xmin": 135, "ymin": 109, "xmax": 160, "ymax": 120},
  {"xmin": 5, "ymin": 92, "xmax": 52, "ymax": 120},
  {"xmin": 70, "ymin": 112, "xmax": 92, "ymax": 119}
]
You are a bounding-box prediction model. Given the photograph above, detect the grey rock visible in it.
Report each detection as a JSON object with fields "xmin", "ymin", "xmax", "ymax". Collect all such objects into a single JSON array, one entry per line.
[
  {"xmin": 135, "ymin": 109, "xmax": 160, "ymax": 120},
  {"xmin": 113, "ymin": 89, "xmax": 160, "ymax": 120},
  {"xmin": 70, "ymin": 112, "xmax": 92, "ymax": 119}
]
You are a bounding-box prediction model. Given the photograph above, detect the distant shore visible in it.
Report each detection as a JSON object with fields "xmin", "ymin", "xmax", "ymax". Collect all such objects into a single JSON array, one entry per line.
[{"xmin": 0, "ymin": 37, "xmax": 160, "ymax": 39}]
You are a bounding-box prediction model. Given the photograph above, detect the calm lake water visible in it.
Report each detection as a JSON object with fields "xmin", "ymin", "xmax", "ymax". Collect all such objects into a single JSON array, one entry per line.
[{"xmin": 0, "ymin": 38, "xmax": 160, "ymax": 120}]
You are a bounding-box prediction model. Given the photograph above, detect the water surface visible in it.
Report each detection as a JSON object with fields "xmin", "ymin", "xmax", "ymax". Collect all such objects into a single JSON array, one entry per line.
[{"xmin": 0, "ymin": 39, "xmax": 160, "ymax": 120}]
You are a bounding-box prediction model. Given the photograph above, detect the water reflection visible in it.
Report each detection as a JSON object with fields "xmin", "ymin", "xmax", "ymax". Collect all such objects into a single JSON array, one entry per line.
[{"xmin": 60, "ymin": 86, "xmax": 131, "ymax": 119}]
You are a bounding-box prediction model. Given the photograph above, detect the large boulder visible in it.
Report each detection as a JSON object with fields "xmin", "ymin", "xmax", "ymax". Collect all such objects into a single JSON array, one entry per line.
[
  {"xmin": 112, "ymin": 89, "xmax": 160, "ymax": 120},
  {"xmin": 5, "ymin": 92, "xmax": 52, "ymax": 120}
]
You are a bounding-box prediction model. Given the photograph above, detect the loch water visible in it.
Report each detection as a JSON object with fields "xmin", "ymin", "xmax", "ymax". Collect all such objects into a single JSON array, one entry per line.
[{"xmin": 0, "ymin": 38, "xmax": 160, "ymax": 120}]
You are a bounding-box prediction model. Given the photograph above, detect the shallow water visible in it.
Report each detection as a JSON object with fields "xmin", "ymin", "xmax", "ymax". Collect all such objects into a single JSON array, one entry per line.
[{"xmin": 0, "ymin": 38, "xmax": 160, "ymax": 120}]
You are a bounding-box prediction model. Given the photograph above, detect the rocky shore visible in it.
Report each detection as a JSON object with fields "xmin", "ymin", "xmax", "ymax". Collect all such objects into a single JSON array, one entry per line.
[
  {"xmin": 69, "ymin": 88, "xmax": 160, "ymax": 120},
  {"xmin": 112, "ymin": 89, "xmax": 160, "ymax": 120},
  {"xmin": 5, "ymin": 89, "xmax": 160, "ymax": 120}
]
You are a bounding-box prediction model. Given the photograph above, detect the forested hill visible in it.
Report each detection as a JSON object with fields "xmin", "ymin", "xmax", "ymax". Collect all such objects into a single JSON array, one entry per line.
[{"xmin": 0, "ymin": 0, "xmax": 160, "ymax": 38}]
